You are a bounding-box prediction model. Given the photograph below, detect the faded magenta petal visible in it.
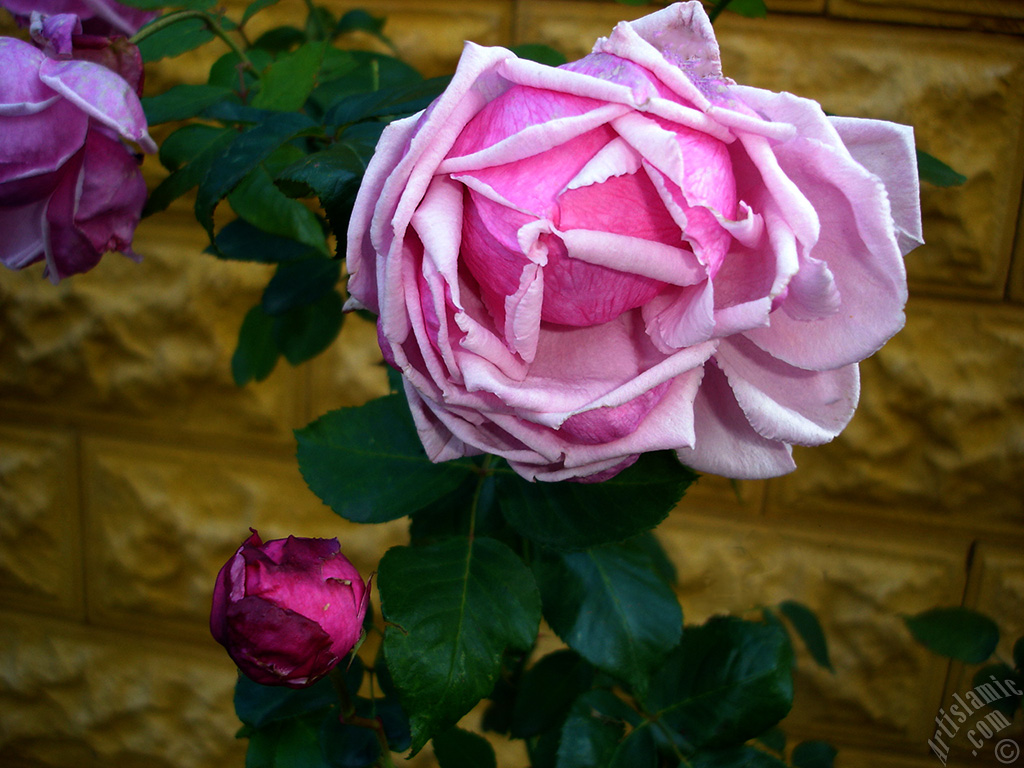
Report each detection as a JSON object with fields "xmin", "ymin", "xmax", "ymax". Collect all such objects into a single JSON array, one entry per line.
[
  {"xmin": 347, "ymin": 0, "xmax": 920, "ymax": 482},
  {"xmin": 0, "ymin": 30, "xmax": 152, "ymax": 281}
]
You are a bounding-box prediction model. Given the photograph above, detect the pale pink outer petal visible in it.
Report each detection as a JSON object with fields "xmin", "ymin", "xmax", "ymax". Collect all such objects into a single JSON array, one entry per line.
[
  {"xmin": 744, "ymin": 137, "xmax": 908, "ymax": 371},
  {"xmin": 593, "ymin": 1, "xmax": 721, "ymax": 109},
  {"xmin": 715, "ymin": 336, "xmax": 859, "ymax": 446},
  {"xmin": 828, "ymin": 115, "xmax": 923, "ymax": 256},
  {"xmin": 344, "ymin": 114, "xmax": 420, "ymax": 314},
  {"xmin": 37, "ymin": 57, "xmax": 155, "ymax": 151},
  {"xmin": 676, "ymin": 361, "xmax": 797, "ymax": 479}
]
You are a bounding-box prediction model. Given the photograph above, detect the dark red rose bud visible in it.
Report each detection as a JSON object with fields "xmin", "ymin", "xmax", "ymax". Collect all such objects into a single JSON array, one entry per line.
[{"xmin": 211, "ymin": 530, "xmax": 368, "ymax": 688}]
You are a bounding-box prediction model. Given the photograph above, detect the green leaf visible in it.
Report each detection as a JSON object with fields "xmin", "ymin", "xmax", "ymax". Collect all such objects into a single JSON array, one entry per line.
[
  {"xmin": 214, "ymin": 219, "xmax": 319, "ymax": 263},
  {"xmin": 633, "ymin": 531, "xmax": 677, "ymax": 586},
  {"xmin": 319, "ymin": 716, "xmax": 379, "ymax": 768},
  {"xmin": 776, "ymin": 601, "xmax": 833, "ymax": 672},
  {"xmin": 556, "ymin": 689, "xmax": 631, "ymax": 768},
  {"xmin": 275, "ymin": 141, "xmax": 368, "ymax": 242},
  {"xmin": 242, "ymin": 0, "xmax": 282, "ymax": 24},
  {"xmin": 228, "ymin": 166, "xmax": 327, "ymax": 253},
  {"xmin": 246, "ymin": 715, "xmax": 331, "ymax": 768},
  {"xmin": 644, "ymin": 616, "xmax": 794, "ymax": 751},
  {"xmin": 972, "ymin": 664, "xmax": 1022, "ymax": 721},
  {"xmin": 208, "ymin": 49, "xmax": 273, "ymax": 89},
  {"xmin": 498, "ymin": 451, "xmax": 697, "ymax": 550},
  {"xmin": 756, "ymin": 728, "xmax": 785, "ymax": 754},
  {"xmin": 917, "ymin": 150, "xmax": 967, "ymax": 187},
  {"xmin": 232, "ymin": 304, "xmax": 280, "ymax": 386},
  {"xmin": 252, "ymin": 42, "xmax": 326, "ymax": 112},
  {"xmin": 903, "ymin": 607, "xmax": 999, "ymax": 663},
  {"xmin": 195, "ymin": 112, "xmax": 317, "ymax": 241},
  {"xmin": 689, "ymin": 745, "xmax": 788, "ymax": 768},
  {"xmin": 251, "ymin": 26, "xmax": 307, "ymax": 54},
  {"xmin": 335, "ymin": 9, "xmax": 388, "ymax": 38},
  {"xmin": 324, "ymin": 76, "xmax": 451, "ymax": 127},
  {"xmin": 141, "ymin": 83, "xmax": 232, "ymax": 126},
  {"xmin": 137, "ymin": 16, "xmax": 214, "ymax": 62},
  {"xmin": 433, "ymin": 727, "xmax": 497, "ymax": 768},
  {"xmin": 534, "ymin": 539, "xmax": 682, "ymax": 695},
  {"xmin": 294, "ymin": 395, "xmax": 476, "ymax": 523},
  {"xmin": 610, "ymin": 725, "xmax": 657, "ymax": 768},
  {"xmin": 158, "ymin": 123, "xmax": 233, "ymax": 172},
  {"xmin": 270, "ymin": 289, "xmax": 344, "ymax": 365},
  {"xmin": 791, "ymin": 741, "xmax": 837, "ymax": 768},
  {"xmin": 262, "ymin": 258, "xmax": 341, "ymax": 316},
  {"xmin": 379, "ymin": 538, "xmax": 542, "ymax": 754},
  {"xmin": 511, "ymin": 650, "xmax": 595, "ymax": 738},
  {"xmin": 509, "ymin": 44, "xmax": 567, "ymax": 67},
  {"xmin": 234, "ymin": 675, "xmax": 336, "ymax": 729},
  {"xmin": 143, "ymin": 128, "xmax": 235, "ymax": 217},
  {"xmin": 725, "ymin": 0, "xmax": 768, "ymax": 17}
]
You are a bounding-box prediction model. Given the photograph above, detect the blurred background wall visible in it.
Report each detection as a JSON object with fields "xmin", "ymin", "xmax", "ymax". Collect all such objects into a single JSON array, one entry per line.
[{"xmin": 0, "ymin": 0, "xmax": 1022, "ymax": 766}]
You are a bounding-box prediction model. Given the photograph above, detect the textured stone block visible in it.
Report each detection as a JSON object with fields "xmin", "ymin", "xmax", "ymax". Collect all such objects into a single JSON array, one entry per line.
[
  {"xmin": 770, "ymin": 298, "xmax": 1024, "ymax": 530},
  {"xmin": 0, "ymin": 426, "xmax": 82, "ymax": 618},
  {"xmin": 82, "ymin": 436, "xmax": 408, "ymax": 639},
  {"xmin": 830, "ymin": 0, "xmax": 1024, "ymax": 35},
  {"xmin": 0, "ymin": 610, "xmax": 244, "ymax": 768},
  {"xmin": 658, "ymin": 513, "xmax": 964, "ymax": 750},
  {"xmin": 0, "ymin": 213, "xmax": 304, "ymax": 439},
  {"xmin": 1011, "ymin": 196, "xmax": 1024, "ymax": 303}
]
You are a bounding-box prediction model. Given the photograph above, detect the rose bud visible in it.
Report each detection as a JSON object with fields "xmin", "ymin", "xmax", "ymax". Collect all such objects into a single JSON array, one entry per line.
[
  {"xmin": 346, "ymin": 1, "xmax": 922, "ymax": 482},
  {"xmin": 211, "ymin": 531, "xmax": 369, "ymax": 688},
  {"xmin": 0, "ymin": 30, "xmax": 154, "ymax": 282}
]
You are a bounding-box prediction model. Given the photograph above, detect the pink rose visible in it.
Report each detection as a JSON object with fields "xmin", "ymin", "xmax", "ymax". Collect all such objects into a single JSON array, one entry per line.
[
  {"xmin": 1, "ymin": 0, "xmax": 156, "ymax": 37},
  {"xmin": 211, "ymin": 531, "xmax": 369, "ymax": 688},
  {"xmin": 346, "ymin": 1, "xmax": 922, "ymax": 482},
  {"xmin": 0, "ymin": 31, "xmax": 154, "ymax": 282}
]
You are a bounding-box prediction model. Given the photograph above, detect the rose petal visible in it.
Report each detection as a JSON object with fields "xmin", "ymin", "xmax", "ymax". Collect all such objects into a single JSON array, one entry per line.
[
  {"xmin": 676, "ymin": 360, "xmax": 797, "ymax": 478},
  {"xmin": 38, "ymin": 58, "xmax": 155, "ymax": 150}
]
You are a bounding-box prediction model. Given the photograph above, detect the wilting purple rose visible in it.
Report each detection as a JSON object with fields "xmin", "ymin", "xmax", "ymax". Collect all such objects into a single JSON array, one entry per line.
[
  {"xmin": 0, "ymin": 29, "xmax": 155, "ymax": 282},
  {"xmin": 346, "ymin": 1, "xmax": 922, "ymax": 482},
  {"xmin": 1, "ymin": 0, "xmax": 156, "ymax": 37},
  {"xmin": 211, "ymin": 531, "xmax": 369, "ymax": 688}
]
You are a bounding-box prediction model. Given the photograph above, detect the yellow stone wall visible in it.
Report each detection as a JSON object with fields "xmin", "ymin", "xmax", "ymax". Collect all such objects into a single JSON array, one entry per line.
[{"xmin": 1, "ymin": 1, "xmax": 1022, "ymax": 766}]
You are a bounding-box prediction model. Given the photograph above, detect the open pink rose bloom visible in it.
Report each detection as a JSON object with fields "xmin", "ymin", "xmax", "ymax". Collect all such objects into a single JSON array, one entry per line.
[
  {"xmin": 0, "ymin": 27, "xmax": 154, "ymax": 282},
  {"xmin": 346, "ymin": 1, "xmax": 923, "ymax": 482}
]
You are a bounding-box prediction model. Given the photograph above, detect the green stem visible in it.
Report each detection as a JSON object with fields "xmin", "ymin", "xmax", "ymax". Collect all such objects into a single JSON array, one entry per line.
[
  {"xmin": 303, "ymin": 0, "xmax": 329, "ymax": 40},
  {"xmin": 130, "ymin": 9, "xmax": 255, "ymax": 72},
  {"xmin": 467, "ymin": 455, "xmax": 494, "ymax": 541},
  {"xmin": 330, "ymin": 669, "xmax": 395, "ymax": 768}
]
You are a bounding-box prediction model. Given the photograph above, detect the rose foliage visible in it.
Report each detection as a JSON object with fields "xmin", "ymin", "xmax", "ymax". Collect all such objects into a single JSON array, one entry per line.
[
  {"xmin": 0, "ymin": 0, "xmax": 945, "ymax": 766},
  {"xmin": 346, "ymin": 1, "xmax": 922, "ymax": 483}
]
